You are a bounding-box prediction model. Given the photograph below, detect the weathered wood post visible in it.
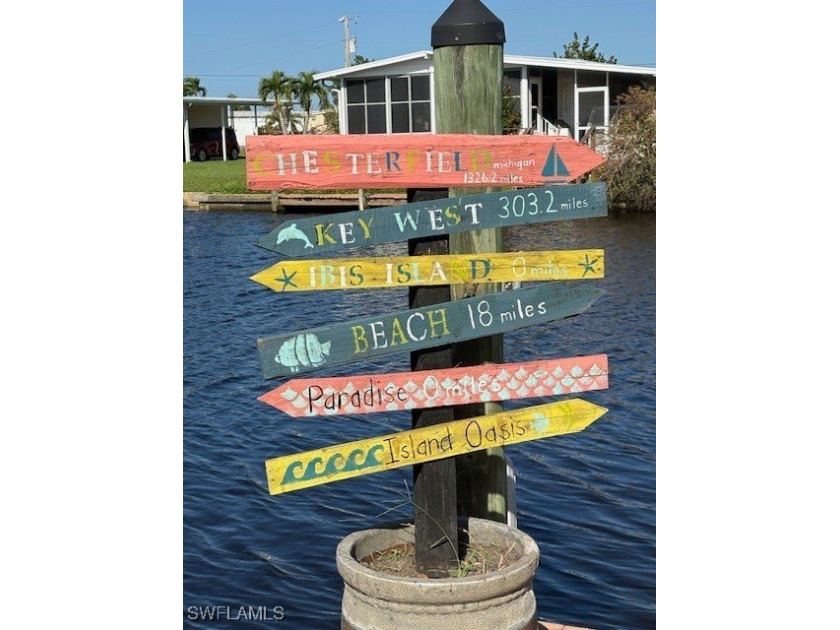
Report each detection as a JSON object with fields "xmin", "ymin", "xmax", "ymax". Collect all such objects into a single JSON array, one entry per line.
[
  {"xmin": 432, "ymin": 0, "xmax": 509, "ymax": 523},
  {"xmin": 407, "ymin": 188, "xmax": 458, "ymax": 578}
]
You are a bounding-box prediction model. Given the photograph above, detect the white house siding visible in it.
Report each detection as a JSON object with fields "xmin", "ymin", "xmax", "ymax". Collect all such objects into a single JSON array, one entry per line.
[
  {"xmin": 184, "ymin": 105, "xmax": 230, "ymax": 129},
  {"xmin": 231, "ymin": 111, "xmax": 267, "ymax": 149},
  {"xmin": 341, "ymin": 57, "xmax": 435, "ymax": 79}
]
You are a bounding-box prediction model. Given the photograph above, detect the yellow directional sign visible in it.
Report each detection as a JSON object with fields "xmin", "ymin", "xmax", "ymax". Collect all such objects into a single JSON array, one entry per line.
[
  {"xmin": 265, "ymin": 399, "xmax": 607, "ymax": 495},
  {"xmin": 251, "ymin": 250, "xmax": 605, "ymax": 292}
]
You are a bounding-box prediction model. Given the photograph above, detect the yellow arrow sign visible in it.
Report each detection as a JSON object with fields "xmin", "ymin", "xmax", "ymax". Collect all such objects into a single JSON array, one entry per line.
[
  {"xmin": 265, "ymin": 399, "xmax": 607, "ymax": 495},
  {"xmin": 251, "ymin": 250, "xmax": 605, "ymax": 292}
]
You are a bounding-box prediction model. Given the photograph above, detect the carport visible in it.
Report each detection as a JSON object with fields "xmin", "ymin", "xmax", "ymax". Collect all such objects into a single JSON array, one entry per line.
[{"xmin": 183, "ymin": 96, "xmax": 268, "ymax": 162}]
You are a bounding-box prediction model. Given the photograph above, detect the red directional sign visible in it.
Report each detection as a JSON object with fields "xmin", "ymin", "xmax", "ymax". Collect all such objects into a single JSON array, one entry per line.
[
  {"xmin": 259, "ymin": 355, "xmax": 609, "ymax": 417},
  {"xmin": 246, "ymin": 134, "xmax": 606, "ymax": 190}
]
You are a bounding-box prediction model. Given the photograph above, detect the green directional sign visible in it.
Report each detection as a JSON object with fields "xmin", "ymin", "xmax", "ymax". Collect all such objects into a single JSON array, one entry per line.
[
  {"xmin": 257, "ymin": 282, "xmax": 604, "ymax": 379},
  {"xmin": 257, "ymin": 182, "xmax": 607, "ymax": 258}
]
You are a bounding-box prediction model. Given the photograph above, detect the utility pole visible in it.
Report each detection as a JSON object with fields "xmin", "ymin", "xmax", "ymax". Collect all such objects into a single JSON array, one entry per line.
[
  {"xmin": 338, "ymin": 14, "xmax": 358, "ymax": 67},
  {"xmin": 339, "ymin": 14, "xmax": 362, "ymax": 206}
]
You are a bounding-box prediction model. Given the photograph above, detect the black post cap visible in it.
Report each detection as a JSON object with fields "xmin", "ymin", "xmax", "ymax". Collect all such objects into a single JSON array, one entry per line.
[{"xmin": 431, "ymin": 0, "xmax": 505, "ymax": 48}]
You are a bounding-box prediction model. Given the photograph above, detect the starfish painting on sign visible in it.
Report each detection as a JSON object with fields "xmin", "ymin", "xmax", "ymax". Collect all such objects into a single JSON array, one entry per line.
[
  {"xmin": 248, "ymin": 135, "xmax": 612, "ymax": 495},
  {"xmin": 250, "ymin": 250, "xmax": 604, "ymax": 292}
]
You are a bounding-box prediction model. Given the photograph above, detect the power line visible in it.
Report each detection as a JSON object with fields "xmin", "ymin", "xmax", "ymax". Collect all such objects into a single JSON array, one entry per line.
[
  {"xmin": 362, "ymin": 0, "xmax": 652, "ymax": 12},
  {"xmin": 219, "ymin": 41, "xmax": 344, "ymax": 72},
  {"xmin": 183, "ymin": 21, "xmax": 336, "ymax": 57},
  {"xmin": 183, "ymin": 74, "xmax": 275, "ymax": 78}
]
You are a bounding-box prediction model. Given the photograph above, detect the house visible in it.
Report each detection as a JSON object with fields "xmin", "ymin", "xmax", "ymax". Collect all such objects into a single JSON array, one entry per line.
[
  {"xmin": 183, "ymin": 96, "xmax": 270, "ymax": 162},
  {"xmin": 314, "ymin": 51, "xmax": 655, "ymax": 149},
  {"xmin": 184, "ymin": 97, "xmax": 335, "ymax": 161}
]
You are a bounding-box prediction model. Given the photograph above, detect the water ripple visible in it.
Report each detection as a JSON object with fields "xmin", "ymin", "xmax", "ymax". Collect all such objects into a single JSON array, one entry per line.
[{"xmin": 184, "ymin": 210, "xmax": 655, "ymax": 630}]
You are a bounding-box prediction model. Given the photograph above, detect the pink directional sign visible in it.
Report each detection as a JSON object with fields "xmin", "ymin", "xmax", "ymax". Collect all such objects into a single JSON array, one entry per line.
[{"xmin": 258, "ymin": 355, "xmax": 609, "ymax": 418}]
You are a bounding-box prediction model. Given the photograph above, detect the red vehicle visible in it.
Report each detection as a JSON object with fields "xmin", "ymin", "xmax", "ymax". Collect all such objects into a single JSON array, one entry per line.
[{"xmin": 188, "ymin": 127, "xmax": 240, "ymax": 161}]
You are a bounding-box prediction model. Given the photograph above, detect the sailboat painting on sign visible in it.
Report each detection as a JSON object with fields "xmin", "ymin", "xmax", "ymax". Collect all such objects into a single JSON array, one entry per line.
[{"xmin": 541, "ymin": 145, "xmax": 571, "ymax": 181}]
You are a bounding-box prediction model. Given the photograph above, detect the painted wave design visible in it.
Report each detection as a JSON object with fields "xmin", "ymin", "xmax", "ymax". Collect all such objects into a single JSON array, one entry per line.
[{"xmin": 281, "ymin": 445, "xmax": 385, "ymax": 486}]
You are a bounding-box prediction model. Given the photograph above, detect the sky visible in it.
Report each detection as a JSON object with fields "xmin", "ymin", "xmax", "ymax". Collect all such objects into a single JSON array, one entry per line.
[{"xmin": 183, "ymin": 0, "xmax": 656, "ymax": 99}]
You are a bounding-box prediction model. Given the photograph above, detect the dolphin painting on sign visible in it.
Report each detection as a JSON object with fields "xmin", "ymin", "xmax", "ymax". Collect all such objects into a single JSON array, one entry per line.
[{"xmin": 275, "ymin": 223, "xmax": 314, "ymax": 248}]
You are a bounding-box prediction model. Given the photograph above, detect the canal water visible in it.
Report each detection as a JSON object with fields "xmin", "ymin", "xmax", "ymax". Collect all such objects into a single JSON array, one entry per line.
[{"xmin": 184, "ymin": 210, "xmax": 655, "ymax": 629}]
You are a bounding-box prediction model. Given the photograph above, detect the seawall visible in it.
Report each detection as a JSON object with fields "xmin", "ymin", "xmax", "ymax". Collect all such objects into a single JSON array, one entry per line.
[{"xmin": 183, "ymin": 192, "xmax": 407, "ymax": 212}]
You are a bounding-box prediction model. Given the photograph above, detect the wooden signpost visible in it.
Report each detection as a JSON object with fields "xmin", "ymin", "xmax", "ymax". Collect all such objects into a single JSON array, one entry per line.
[
  {"xmin": 405, "ymin": 190, "xmax": 459, "ymax": 577},
  {"xmin": 431, "ymin": 4, "xmax": 510, "ymax": 535},
  {"xmin": 259, "ymin": 355, "xmax": 609, "ymax": 417},
  {"xmin": 246, "ymin": 134, "xmax": 606, "ymax": 191},
  {"xmin": 257, "ymin": 282, "xmax": 604, "ymax": 379},
  {"xmin": 250, "ymin": 249, "xmax": 605, "ymax": 292},
  {"xmin": 256, "ymin": 182, "xmax": 607, "ymax": 257},
  {"xmin": 264, "ymin": 399, "xmax": 608, "ymax": 495},
  {"xmin": 247, "ymin": 0, "xmax": 613, "ymax": 582}
]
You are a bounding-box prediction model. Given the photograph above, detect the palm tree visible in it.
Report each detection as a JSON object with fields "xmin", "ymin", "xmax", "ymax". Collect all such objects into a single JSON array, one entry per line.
[
  {"xmin": 258, "ymin": 70, "xmax": 294, "ymax": 134},
  {"xmin": 265, "ymin": 106, "xmax": 302, "ymax": 134},
  {"xmin": 183, "ymin": 76, "xmax": 206, "ymax": 97},
  {"xmin": 295, "ymin": 71, "xmax": 330, "ymax": 134},
  {"xmin": 227, "ymin": 92, "xmax": 251, "ymax": 111}
]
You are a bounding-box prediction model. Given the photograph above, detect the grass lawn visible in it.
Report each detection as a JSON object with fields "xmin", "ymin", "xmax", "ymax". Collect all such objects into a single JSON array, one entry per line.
[
  {"xmin": 183, "ymin": 159, "xmax": 251, "ymax": 194},
  {"xmin": 183, "ymin": 158, "xmax": 406, "ymax": 196}
]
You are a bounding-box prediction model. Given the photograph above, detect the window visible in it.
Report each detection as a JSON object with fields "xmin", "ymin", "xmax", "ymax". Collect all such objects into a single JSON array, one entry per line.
[
  {"xmin": 346, "ymin": 75, "xmax": 432, "ymax": 134},
  {"xmin": 390, "ymin": 75, "xmax": 431, "ymax": 133},
  {"xmin": 347, "ymin": 79, "xmax": 387, "ymax": 134},
  {"xmin": 576, "ymin": 70, "xmax": 607, "ymax": 88},
  {"xmin": 578, "ymin": 91, "xmax": 607, "ymax": 128}
]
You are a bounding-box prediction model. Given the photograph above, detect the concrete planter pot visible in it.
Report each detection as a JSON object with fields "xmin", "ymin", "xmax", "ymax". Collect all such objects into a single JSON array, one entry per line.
[{"xmin": 337, "ymin": 517, "xmax": 540, "ymax": 630}]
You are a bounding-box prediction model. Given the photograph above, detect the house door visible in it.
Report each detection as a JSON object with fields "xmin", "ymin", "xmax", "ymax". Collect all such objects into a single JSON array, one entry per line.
[
  {"xmin": 529, "ymin": 78, "xmax": 542, "ymax": 130},
  {"xmin": 576, "ymin": 86, "xmax": 609, "ymax": 141}
]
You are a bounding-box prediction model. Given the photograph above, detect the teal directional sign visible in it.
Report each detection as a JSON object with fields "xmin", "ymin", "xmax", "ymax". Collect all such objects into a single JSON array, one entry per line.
[
  {"xmin": 257, "ymin": 182, "xmax": 607, "ymax": 258},
  {"xmin": 257, "ymin": 282, "xmax": 604, "ymax": 379}
]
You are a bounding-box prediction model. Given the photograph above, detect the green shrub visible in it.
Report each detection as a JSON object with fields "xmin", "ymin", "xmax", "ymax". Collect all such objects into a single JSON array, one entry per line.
[
  {"xmin": 593, "ymin": 86, "xmax": 656, "ymax": 212},
  {"xmin": 502, "ymin": 85, "xmax": 522, "ymax": 134}
]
